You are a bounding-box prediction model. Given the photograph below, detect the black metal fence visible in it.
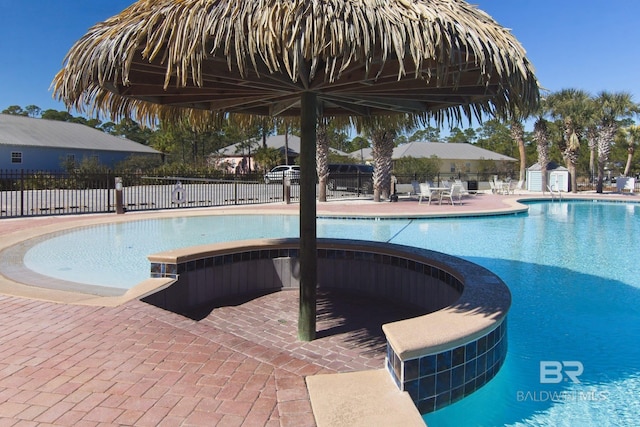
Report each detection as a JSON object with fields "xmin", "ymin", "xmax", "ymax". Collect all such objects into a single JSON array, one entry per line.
[
  {"xmin": 0, "ymin": 170, "xmax": 306, "ymax": 218},
  {"xmin": 3, "ymin": 169, "xmax": 635, "ymax": 218},
  {"xmin": 0, "ymin": 169, "xmax": 374, "ymax": 218}
]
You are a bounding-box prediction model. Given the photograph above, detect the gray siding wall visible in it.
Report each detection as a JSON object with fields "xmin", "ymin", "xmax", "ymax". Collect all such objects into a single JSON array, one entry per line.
[{"xmin": 1, "ymin": 145, "xmax": 160, "ymax": 170}]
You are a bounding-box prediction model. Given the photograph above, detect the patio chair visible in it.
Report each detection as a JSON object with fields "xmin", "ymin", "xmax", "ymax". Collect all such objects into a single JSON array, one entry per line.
[
  {"xmin": 439, "ymin": 184, "xmax": 463, "ymax": 205},
  {"xmin": 418, "ymin": 182, "xmax": 437, "ymax": 205},
  {"xmin": 454, "ymin": 179, "xmax": 471, "ymax": 197},
  {"xmin": 509, "ymin": 179, "xmax": 524, "ymax": 195},
  {"xmin": 411, "ymin": 180, "xmax": 420, "ymax": 198}
]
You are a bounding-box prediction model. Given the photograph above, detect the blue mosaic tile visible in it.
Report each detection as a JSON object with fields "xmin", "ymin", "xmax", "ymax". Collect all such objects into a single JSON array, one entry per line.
[
  {"xmin": 405, "ymin": 379, "xmax": 419, "ymax": 401},
  {"xmin": 166, "ymin": 264, "xmax": 177, "ymax": 276},
  {"xmin": 451, "ymin": 385, "xmax": 465, "ymax": 403},
  {"xmin": 437, "ymin": 350, "xmax": 452, "ymax": 371},
  {"xmin": 464, "ymin": 378, "xmax": 475, "ymax": 393},
  {"xmin": 420, "ymin": 355, "xmax": 436, "ymax": 376},
  {"xmin": 435, "ymin": 391, "xmax": 451, "ymax": 411},
  {"xmin": 418, "ymin": 397, "xmax": 435, "ymax": 414},
  {"xmin": 452, "ymin": 345, "xmax": 465, "ymax": 367},
  {"xmin": 405, "ymin": 358, "xmax": 419, "ymax": 381},
  {"xmin": 477, "ymin": 335, "xmax": 487, "ymax": 354},
  {"xmin": 451, "ymin": 365, "xmax": 465, "ymax": 388},
  {"xmin": 419, "ymin": 374, "xmax": 436, "ymax": 399},
  {"xmin": 465, "ymin": 340, "xmax": 477, "ymax": 360},
  {"xmin": 394, "ymin": 319, "xmax": 508, "ymax": 415},
  {"xmin": 436, "ymin": 371, "xmax": 451, "ymax": 394},
  {"xmin": 150, "ymin": 263, "xmax": 162, "ymax": 275},
  {"xmin": 465, "ymin": 359, "xmax": 477, "ymax": 380}
]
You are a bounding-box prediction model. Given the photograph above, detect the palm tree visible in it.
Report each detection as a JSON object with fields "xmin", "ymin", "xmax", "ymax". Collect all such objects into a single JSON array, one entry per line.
[
  {"xmin": 586, "ymin": 126, "xmax": 598, "ymax": 185},
  {"xmin": 370, "ymin": 128, "xmax": 396, "ymax": 202},
  {"xmin": 546, "ymin": 89, "xmax": 592, "ymax": 193},
  {"xmin": 621, "ymin": 125, "xmax": 640, "ymax": 177},
  {"xmin": 358, "ymin": 116, "xmax": 418, "ymax": 202},
  {"xmin": 593, "ymin": 91, "xmax": 638, "ymax": 193},
  {"xmin": 510, "ymin": 119, "xmax": 527, "ymax": 182},
  {"xmin": 533, "ymin": 118, "xmax": 551, "ymax": 193},
  {"xmin": 316, "ymin": 121, "xmax": 330, "ymax": 202}
]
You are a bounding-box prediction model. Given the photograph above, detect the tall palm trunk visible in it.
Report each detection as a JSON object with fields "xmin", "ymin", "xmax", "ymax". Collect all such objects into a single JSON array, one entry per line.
[
  {"xmin": 371, "ymin": 129, "xmax": 395, "ymax": 202},
  {"xmin": 624, "ymin": 145, "xmax": 635, "ymax": 177},
  {"xmin": 586, "ymin": 126, "xmax": 597, "ymax": 185},
  {"xmin": 316, "ymin": 122, "xmax": 329, "ymax": 202},
  {"xmin": 534, "ymin": 118, "xmax": 550, "ymax": 193},
  {"xmin": 596, "ymin": 122, "xmax": 615, "ymax": 193},
  {"xmin": 563, "ymin": 118, "xmax": 580, "ymax": 193},
  {"xmin": 623, "ymin": 126, "xmax": 640, "ymax": 177},
  {"xmin": 510, "ymin": 120, "xmax": 526, "ymax": 182}
]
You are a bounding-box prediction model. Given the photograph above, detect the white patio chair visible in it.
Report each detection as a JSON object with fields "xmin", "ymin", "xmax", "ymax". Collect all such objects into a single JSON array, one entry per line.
[
  {"xmin": 439, "ymin": 184, "xmax": 463, "ymax": 205},
  {"xmin": 418, "ymin": 182, "xmax": 436, "ymax": 205},
  {"xmin": 454, "ymin": 179, "xmax": 471, "ymax": 197},
  {"xmin": 411, "ymin": 180, "xmax": 420, "ymax": 198},
  {"xmin": 510, "ymin": 179, "xmax": 524, "ymax": 195}
]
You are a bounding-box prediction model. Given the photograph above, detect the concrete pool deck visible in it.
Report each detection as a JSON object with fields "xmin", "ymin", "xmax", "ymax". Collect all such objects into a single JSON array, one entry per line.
[{"xmin": 0, "ymin": 191, "xmax": 637, "ymax": 426}]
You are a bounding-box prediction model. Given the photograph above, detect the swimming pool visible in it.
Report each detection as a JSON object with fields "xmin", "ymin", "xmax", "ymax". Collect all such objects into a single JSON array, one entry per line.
[{"xmin": 22, "ymin": 201, "xmax": 640, "ymax": 425}]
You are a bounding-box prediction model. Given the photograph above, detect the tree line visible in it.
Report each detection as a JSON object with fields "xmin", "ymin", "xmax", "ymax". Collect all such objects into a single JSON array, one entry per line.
[{"xmin": 3, "ymin": 89, "xmax": 639, "ymax": 197}]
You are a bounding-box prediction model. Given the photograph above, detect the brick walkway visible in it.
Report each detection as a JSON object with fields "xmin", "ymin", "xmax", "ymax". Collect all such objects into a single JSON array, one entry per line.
[{"xmin": 0, "ymin": 286, "xmax": 423, "ymax": 426}]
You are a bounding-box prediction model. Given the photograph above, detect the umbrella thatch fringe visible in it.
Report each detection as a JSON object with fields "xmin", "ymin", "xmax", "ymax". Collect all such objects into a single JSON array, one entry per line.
[{"xmin": 53, "ymin": 0, "xmax": 539, "ymax": 126}]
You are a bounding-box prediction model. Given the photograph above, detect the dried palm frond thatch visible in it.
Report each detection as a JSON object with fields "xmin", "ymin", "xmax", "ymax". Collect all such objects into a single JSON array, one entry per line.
[{"xmin": 53, "ymin": 0, "xmax": 539, "ymax": 127}]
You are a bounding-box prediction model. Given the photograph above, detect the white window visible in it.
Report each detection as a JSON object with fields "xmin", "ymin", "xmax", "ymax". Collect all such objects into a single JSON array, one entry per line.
[{"xmin": 11, "ymin": 152, "xmax": 22, "ymax": 164}]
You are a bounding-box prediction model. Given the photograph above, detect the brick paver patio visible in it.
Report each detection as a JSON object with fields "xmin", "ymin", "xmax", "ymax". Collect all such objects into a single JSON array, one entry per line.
[{"xmin": 0, "ymin": 288, "xmax": 421, "ymax": 426}]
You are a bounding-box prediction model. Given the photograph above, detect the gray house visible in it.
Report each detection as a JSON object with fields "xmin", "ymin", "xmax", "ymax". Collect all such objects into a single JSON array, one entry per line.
[
  {"xmin": 353, "ymin": 141, "xmax": 517, "ymax": 174},
  {"xmin": 0, "ymin": 114, "xmax": 162, "ymax": 170},
  {"xmin": 213, "ymin": 134, "xmax": 347, "ymax": 172}
]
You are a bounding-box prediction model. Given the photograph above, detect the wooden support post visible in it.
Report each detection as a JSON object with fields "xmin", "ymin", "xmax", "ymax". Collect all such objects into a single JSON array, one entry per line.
[{"xmin": 298, "ymin": 91, "xmax": 317, "ymax": 341}]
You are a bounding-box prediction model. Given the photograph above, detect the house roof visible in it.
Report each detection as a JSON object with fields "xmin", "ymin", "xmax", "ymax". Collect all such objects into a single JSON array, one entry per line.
[
  {"xmin": 527, "ymin": 161, "xmax": 568, "ymax": 171},
  {"xmin": 217, "ymin": 134, "xmax": 348, "ymax": 156},
  {"xmin": 0, "ymin": 114, "xmax": 160, "ymax": 154},
  {"xmin": 353, "ymin": 141, "xmax": 517, "ymax": 162}
]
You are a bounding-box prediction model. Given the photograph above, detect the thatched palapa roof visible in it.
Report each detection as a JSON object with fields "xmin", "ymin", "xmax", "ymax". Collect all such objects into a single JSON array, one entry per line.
[{"xmin": 53, "ymin": 0, "xmax": 539, "ymax": 126}]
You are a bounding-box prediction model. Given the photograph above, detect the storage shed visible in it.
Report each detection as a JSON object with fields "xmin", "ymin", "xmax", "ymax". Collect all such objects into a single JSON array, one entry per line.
[{"xmin": 526, "ymin": 162, "xmax": 569, "ymax": 192}]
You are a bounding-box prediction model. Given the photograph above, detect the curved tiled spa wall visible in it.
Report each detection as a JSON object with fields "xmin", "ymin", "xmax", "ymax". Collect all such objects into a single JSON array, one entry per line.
[
  {"xmin": 145, "ymin": 238, "xmax": 511, "ymax": 414},
  {"xmin": 145, "ymin": 238, "xmax": 464, "ymax": 315}
]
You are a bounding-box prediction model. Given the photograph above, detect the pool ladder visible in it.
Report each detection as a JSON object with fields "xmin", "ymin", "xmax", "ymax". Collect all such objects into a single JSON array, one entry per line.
[{"xmin": 546, "ymin": 185, "xmax": 562, "ymax": 202}]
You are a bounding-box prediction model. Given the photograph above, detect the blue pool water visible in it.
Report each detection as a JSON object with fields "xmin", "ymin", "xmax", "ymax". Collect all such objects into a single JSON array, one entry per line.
[{"xmin": 24, "ymin": 201, "xmax": 640, "ymax": 426}]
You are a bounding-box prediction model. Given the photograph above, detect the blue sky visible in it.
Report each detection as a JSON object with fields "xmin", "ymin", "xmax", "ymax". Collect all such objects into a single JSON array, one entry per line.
[{"xmin": 1, "ymin": 1, "xmax": 639, "ymax": 122}]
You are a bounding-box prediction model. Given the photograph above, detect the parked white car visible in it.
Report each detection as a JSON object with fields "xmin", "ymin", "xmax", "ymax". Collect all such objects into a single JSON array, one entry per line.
[{"xmin": 264, "ymin": 165, "xmax": 300, "ymax": 184}]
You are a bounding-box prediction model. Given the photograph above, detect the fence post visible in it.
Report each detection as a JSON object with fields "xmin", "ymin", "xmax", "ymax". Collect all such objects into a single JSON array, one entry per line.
[
  {"xmin": 20, "ymin": 169, "xmax": 24, "ymax": 217},
  {"xmin": 284, "ymin": 177, "xmax": 291, "ymax": 204},
  {"xmin": 107, "ymin": 171, "xmax": 112, "ymax": 212},
  {"xmin": 115, "ymin": 177, "xmax": 125, "ymax": 214},
  {"xmin": 234, "ymin": 178, "xmax": 238, "ymax": 205}
]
